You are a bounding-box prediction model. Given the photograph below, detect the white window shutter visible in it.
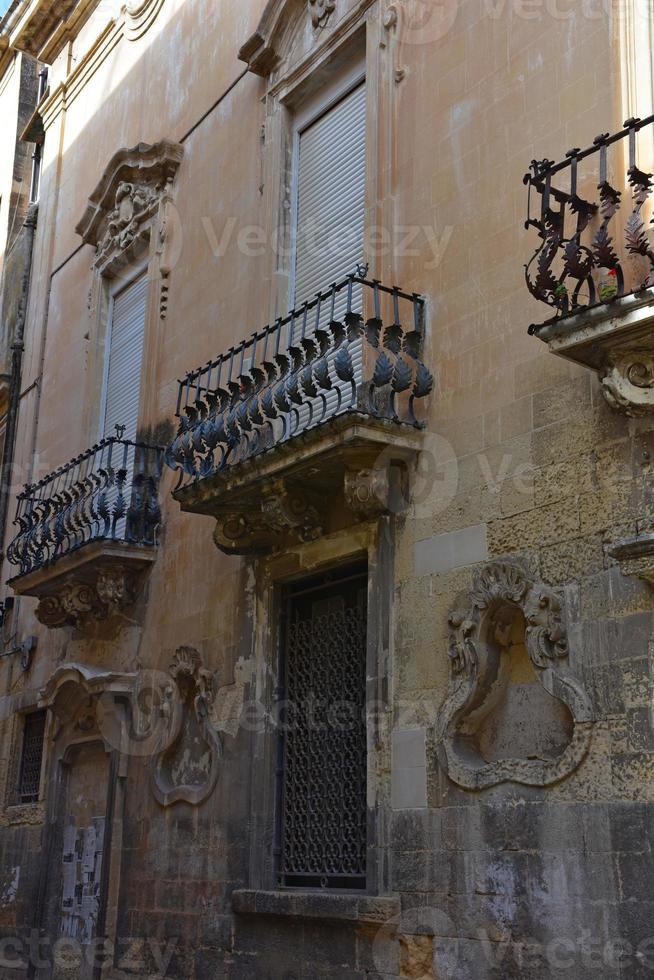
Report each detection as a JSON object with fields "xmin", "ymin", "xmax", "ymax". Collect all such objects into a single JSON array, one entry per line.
[
  {"xmin": 103, "ymin": 272, "xmax": 148, "ymax": 444},
  {"xmin": 293, "ymin": 81, "xmax": 366, "ymax": 419}
]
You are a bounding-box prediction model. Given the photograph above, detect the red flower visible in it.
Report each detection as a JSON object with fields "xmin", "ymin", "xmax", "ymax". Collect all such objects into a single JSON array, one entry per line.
[{"xmin": 609, "ymin": 268, "xmax": 617, "ymax": 277}]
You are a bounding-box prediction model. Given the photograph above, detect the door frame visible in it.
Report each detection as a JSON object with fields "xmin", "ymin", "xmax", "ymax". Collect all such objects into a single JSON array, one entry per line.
[{"xmin": 246, "ymin": 518, "xmax": 395, "ymax": 898}]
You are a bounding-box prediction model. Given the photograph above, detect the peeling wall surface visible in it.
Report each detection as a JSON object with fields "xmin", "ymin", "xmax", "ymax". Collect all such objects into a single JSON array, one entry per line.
[{"xmin": 0, "ymin": 0, "xmax": 652, "ymax": 978}]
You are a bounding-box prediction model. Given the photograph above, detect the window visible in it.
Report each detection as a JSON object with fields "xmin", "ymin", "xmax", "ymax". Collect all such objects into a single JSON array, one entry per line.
[
  {"xmin": 289, "ymin": 67, "xmax": 367, "ymax": 420},
  {"xmin": 276, "ymin": 563, "xmax": 368, "ymax": 890},
  {"xmin": 101, "ymin": 270, "xmax": 148, "ymax": 444},
  {"xmin": 17, "ymin": 710, "xmax": 46, "ymax": 804},
  {"xmin": 292, "ymin": 74, "xmax": 367, "ymax": 307}
]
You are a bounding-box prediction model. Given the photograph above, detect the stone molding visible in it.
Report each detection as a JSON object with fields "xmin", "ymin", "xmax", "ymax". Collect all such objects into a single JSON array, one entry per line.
[
  {"xmin": 125, "ymin": 0, "xmax": 167, "ymax": 41},
  {"xmin": 150, "ymin": 647, "xmax": 222, "ymax": 807},
  {"xmin": 437, "ymin": 560, "xmax": 594, "ymax": 790}
]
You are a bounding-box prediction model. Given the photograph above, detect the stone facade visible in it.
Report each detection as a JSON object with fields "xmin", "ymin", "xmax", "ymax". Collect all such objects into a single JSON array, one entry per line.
[{"xmin": 0, "ymin": 1, "xmax": 652, "ymax": 978}]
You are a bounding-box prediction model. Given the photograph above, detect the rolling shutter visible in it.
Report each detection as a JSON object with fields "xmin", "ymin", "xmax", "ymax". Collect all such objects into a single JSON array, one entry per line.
[
  {"xmin": 103, "ymin": 272, "xmax": 148, "ymax": 443},
  {"xmin": 293, "ymin": 81, "xmax": 366, "ymax": 420}
]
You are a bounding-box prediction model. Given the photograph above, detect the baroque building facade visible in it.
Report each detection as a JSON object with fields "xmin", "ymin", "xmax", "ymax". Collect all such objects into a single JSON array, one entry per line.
[{"xmin": 0, "ymin": 0, "xmax": 652, "ymax": 977}]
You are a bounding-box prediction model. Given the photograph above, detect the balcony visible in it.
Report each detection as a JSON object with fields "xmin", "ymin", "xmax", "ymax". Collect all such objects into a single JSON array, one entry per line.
[
  {"xmin": 165, "ymin": 270, "xmax": 433, "ymax": 554},
  {"xmin": 524, "ymin": 114, "xmax": 654, "ymax": 416},
  {"xmin": 7, "ymin": 436, "xmax": 163, "ymax": 628}
]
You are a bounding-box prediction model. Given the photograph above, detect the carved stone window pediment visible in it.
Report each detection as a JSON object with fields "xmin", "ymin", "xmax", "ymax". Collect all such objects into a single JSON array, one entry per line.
[
  {"xmin": 76, "ymin": 140, "xmax": 183, "ymax": 316},
  {"xmin": 437, "ymin": 560, "xmax": 594, "ymax": 791},
  {"xmin": 238, "ymin": 0, "xmax": 343, "ymax": 76}
]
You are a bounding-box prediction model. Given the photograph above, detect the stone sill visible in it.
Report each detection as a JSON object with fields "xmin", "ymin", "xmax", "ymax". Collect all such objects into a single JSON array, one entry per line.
[
  {"xmin": 8, "ymin": 538, "xmax": 157, "ymax": 596},
  {"xmin": 232, "ymin": 889, "xmax": 400, "ymax": 925}
]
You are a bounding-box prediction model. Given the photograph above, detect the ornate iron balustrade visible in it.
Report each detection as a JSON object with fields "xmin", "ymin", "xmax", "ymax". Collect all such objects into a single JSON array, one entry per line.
[
  {"xmin": 7, "ymin": 437, "xmax": 164, "ymax": 578},
  {"xmin": 165, "ymin": 270, "xmax": 433, "ymax": 488},
  {"xmin": 524, "ymin": 114, "xmax": 654, "ymax": 332}
]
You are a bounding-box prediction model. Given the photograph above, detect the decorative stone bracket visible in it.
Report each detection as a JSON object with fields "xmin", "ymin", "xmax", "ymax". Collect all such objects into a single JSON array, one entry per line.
[
  {"xmin": 174, "ymin": 416, "xmax": 421, "ymax": 556},
  {"xmin": 9, "ymin": 541, "xmax": 156, "ymax": 630},
  {"xmin": 150, "ymin": 647, "xmax": 222, "ymax": 807},
  {"xmin": 533, "ymin": 288, "xmax": 654, "ymax": 417},
  {"xmin": 437, "ymin": 560, "xmax": 594, "ymax": 790},
  {"xmin": 76, "ymin": 140, "xmax": 183, "ymax": 318}
]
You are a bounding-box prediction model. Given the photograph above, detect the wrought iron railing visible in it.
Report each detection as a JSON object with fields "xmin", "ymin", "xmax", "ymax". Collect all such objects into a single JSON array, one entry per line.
[
  {"xmin": 524, "ymin": 114, "xmax": 654, "ymax": 332},
  {"xmin": 165, "ymin": 270, "xmax": 433, "ymax": 488},
  {"xmin": 7, "ymin": 437, "xmax": 164, "ymax": 578}
]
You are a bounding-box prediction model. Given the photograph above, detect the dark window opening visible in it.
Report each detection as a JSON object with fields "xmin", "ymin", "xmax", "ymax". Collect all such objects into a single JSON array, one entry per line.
[
  {"xmin": 276, "ymin": 562, "xmax": 368, "ymax": 891},
  {"xmin": 18, "ymin": 710, "xmax": 46, "ymax": 804}
]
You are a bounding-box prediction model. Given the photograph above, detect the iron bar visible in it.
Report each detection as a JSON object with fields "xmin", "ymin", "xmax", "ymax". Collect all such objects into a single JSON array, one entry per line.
[
  {"xmin": 7, "ymin": 437, "xmax": 164, "ymax": 578},
  {"xmin": 165, "ymin": 271, "xmax": 433, "ymax": 490},
  {"xmin": 524, "ymin": 115, "xmax": 654, "ymax": 331}
]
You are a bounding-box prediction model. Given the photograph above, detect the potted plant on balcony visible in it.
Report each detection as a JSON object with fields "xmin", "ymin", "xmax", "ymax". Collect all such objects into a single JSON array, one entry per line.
[{"xmin": 598, "ymin": 268, "xmax": 619, "ymax": 302}]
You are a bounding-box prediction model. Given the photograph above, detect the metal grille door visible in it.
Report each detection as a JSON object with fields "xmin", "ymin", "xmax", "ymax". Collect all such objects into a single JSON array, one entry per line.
[{"xmin": 278, "ymin": 566, "xmax": 367, "ymax": 890}]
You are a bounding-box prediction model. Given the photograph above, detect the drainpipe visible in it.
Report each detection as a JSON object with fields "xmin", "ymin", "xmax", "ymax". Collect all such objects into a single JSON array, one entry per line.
[{"xmin": 0, "ymin": 202, "xmax": 38, "ymax": 558}]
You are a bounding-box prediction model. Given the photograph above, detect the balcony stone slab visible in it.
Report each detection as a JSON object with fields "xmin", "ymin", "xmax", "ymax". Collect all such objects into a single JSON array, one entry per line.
[
  {"xmin": 232, "ymin": 888, "xmax": 400, "ymax": 925},
  {"xmin": 173, "ymin": 414, "xmax": 423, "ymax": 556},
  {"xmin": 533, "ymin": 289, "xmax": 654, "ymax": 417},
  {"xmin": 8, "ymin": 539, "xmax": 156, "ymax": 629}
]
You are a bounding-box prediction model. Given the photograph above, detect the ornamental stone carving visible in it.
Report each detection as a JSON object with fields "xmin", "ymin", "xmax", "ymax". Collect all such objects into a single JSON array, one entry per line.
[
  {"xmin": 35, "ymin": 566, "xmax": 139, "ymax": 629},
  {"xmin": 437, "ymin": 560, "xmax": 594, "ymax": 790},
  {"xmin": 601, "ymin": 349, "xmax": 654, "ymax": 416},
  {"xmin": 309, "ymin": 0, "xmax": 336, "ymax": 28},
  {"xmin": 150, "ymin": 647, "xmax": 222, "ymax": 807},
  {"xmin": 76, "ymin": 141, "xmax": 183, "ymax": 317}
]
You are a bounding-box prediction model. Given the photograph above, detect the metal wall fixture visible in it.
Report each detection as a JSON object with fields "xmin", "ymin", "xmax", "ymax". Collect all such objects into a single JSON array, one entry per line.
[
  {"xmin": 524, "ymin": 114, "xmax": 654, "ymax": 332},
  {"xmin": 165, "ymin": 270, "xmax": 433, "ymax": 488},
  {"xmin": 7, "ymin": 437, "xmax": 164, "ymax": 578}
]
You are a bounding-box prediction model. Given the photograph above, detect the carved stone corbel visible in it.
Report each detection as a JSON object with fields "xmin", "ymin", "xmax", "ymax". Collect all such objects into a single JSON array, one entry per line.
[
  {"xmin": 601, "ymin": 349, "xmax": 654, "ymax": 416},
  {"xmin": 437, "ymin": 560, "xmax": 594, "ymax": 790},
  {"xmin": 150, "ymin": 647, "xmax": 222, "ymax": 807},
  {"xmin": 260, "ymin": 479, "xmax": 322, "ymax": 540},
  {"xmin": 34, "ymin": 564, "xmax": 142, "ymax": 630}
]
